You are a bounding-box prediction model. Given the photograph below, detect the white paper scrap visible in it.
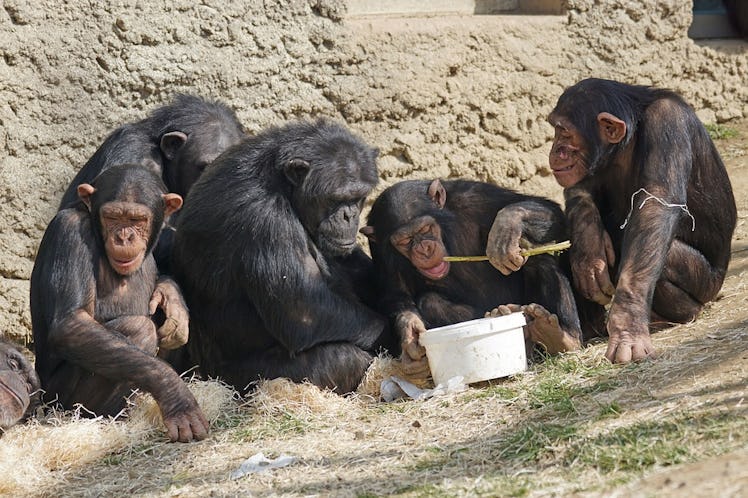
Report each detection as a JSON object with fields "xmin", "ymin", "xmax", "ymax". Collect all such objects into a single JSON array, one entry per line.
[
  {"xmin": 230, "ymin": 452, "xmax": 298, "ymax": 479},
  {"xmin": 381, "ymin": 375, "xmax": 467, "ymax": 402}
]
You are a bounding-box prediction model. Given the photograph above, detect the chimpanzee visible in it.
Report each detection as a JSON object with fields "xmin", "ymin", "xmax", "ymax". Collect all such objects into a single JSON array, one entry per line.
[
  {"xmin": 0, "ymin": 338, "xmax": 39, "ymax": 431},
  {"xmin": 171, "ymin": 119, "xmax": 392, "ymax": 394},
  {"xmin": 548, "ymin": 78, "xmax": 737, "ymax": 364},
  {"xmin": 31, "ymin": 164, "xmax": 209, "ymax": 442},
  {"xmin": 54, "ymin": 95, "xmax": 244, "ymax": 361},
  {"xmin": 58, "ymin": 94, "xmax": 245, "ymax": 208},
  {"xmin": 58, "ymin": 94, "xmax": 245, "ymax": 276},
  {"xmin": 362, "ymin": 179, "xmax": 582, "ymax": 375}
]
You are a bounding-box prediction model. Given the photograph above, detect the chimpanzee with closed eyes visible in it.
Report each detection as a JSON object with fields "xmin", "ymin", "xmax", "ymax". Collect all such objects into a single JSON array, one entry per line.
[
  {"xmin": 56, "ymin": 95, "xmax": 245, "ymax": 362},
  {"xmin": 362, "ymin": 179, "xmax": 583, "ymax": 375},
  {"xmin": 172, "ymin": 119, "xmax": 393, "ymax": 394},
  {"xmin": 0, "ymin": 337, "xmax": 40, "ymax": 431},
  {"xmin": 32, "ymin": 164, "xmax": 209, "ymax": 442}
]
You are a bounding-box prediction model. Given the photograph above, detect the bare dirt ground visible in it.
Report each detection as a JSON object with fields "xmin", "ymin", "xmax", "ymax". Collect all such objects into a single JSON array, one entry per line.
[{"xmin": 1, "ymin": 119, "xmax": 746, "ymax": 498}]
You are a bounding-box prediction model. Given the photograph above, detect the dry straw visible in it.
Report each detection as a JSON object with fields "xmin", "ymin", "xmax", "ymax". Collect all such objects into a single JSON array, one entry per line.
[{"xmin": 0, "ymin": 379, "xmax": 237, "ymax": 496}]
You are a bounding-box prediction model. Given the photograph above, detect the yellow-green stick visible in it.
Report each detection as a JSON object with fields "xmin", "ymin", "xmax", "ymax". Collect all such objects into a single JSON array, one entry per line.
[{"xmin": 443, "ymin": 240, "xmax": 571, "ymax": 262}]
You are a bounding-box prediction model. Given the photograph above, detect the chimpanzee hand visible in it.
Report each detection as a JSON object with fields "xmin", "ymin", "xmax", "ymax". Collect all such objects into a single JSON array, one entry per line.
[
  {"xmin": 149, "ymin": 277, "xmax": 190, "ymax": 350},
  {"xmin": 570, "ymin": 222, "xmax": 616, "ymax": 305},
  {"xmin": 486, "ymin": 209, "xmax": 527, "ymax": 275},
  {"xmin": 605, "ymin": 303, "xmax": 656, "ymax": 364},
  {"xmin": 158, "ymin": 381, "xmax": 210, "ymax": 443},
  {"xmin": 394, "ymin": 311, "xmax": 430, "ymax": 379}
]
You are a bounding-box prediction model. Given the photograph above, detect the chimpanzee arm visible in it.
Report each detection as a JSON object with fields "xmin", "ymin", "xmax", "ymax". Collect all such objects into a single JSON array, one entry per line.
[
  {"xmin": 605, "ymin": 100, "xmax": 694, "ymax": 363},
  {"xmin": 564, "ymin": 184, "xmax": 617, "ymax": 305},
  {"xmin": 35, "ymin": 212, "xmax": 207, "ymax": 442},
  {"xmin": 48, "ymin": 310, "xmax": 207, "ymax": 439},
  {"xmin": 486, "ymin": 199, "xmax": 567, "ymax": 275},
  {"xmin": 242, "ymin": 206, "xmax": 386, "ymax": 354}
]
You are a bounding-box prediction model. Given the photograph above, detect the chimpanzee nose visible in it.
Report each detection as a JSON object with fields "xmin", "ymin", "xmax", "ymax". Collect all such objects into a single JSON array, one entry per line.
[{"xmin": 117, "ymin": 229, "xmax": 135, "ymax": 243}]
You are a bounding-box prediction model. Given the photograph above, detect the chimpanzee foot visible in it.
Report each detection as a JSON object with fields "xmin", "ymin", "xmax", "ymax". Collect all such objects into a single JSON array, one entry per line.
[{"xmin": 522, "ymin": 303, "xmax": 581, "ymax": 354}]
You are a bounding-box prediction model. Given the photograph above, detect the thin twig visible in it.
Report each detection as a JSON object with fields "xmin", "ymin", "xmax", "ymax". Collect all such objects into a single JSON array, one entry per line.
[{"xmin": 443, "ymin": 240, "xmax": 571, "ymax": 262}]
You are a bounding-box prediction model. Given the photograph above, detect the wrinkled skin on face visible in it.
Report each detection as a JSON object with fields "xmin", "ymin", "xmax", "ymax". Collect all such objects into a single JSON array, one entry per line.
[
  {"xmin": 316, "ymin": 199, "xmax": 366, "ymax": 257},
  {"xmin": 547, "ymin": 114, "xmax": 590, "ymax": 188},
  {"xmin": 99, "ymin": 201, "xmax": 154, "ymax": 276},
  {"xmin": 0, "ymin": 340, "xmax": 40, "ymax": 429},
  {"xmin": 390, "ymin": 215, "xmax": 451, "ymax": 280}
]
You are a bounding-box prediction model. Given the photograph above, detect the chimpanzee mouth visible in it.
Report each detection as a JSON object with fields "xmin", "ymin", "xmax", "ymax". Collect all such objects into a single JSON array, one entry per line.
[
  {"xmin": 0, "ymin": 381, "xmax": 24, "ymax": 410},
  {"xmin": 419, "ymin": 260, "xmax": 450, "ymax": 280},
  {"xmin": 551, "ymin": 163, "xmax": 575, "ymax": 173},
  {"xmin": 318, "ymin": 236, "xmax": 357, "ymax": 257}
]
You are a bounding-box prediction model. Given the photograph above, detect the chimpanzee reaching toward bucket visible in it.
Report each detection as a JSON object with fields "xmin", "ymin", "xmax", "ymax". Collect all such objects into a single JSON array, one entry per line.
[
  {"xmin": 548, "ymin": 78, "xmax": 736, "ymax": 364},
  {"xmin": 0, "ymin": 337, "xmax": 39, "ymax": 431},
  {"xmin": 362, "ymin": 179, "xmax": 582, "ymax": 375},
  {"xmin": 31, "ymin": 164, "xmax": 209, "ymax": 442},
  {"xmin": 172, "ymin": 119, "xmax": 393, "ymax": 394}
]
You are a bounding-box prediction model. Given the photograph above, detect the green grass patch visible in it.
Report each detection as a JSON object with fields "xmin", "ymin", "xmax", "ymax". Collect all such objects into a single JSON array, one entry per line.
[
  {"xmin": 706, "ymin": 123, "xmax": 739, "ymax": 140},
  {"xmin": 234, "ymin": 409, "xmax": 309, "ymax": 441},
  {"xmin": 568, "ymin": 411, "xmax": 748, "ymax": 473},
  {"xmin": 496, "ymin": 422, "xmax": 579, "ymax": 463}
]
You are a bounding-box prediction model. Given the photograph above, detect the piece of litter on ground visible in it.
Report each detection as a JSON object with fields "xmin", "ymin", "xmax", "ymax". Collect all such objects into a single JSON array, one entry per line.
[
  {"xmin": 381, "ymin": 375, "xmax": 467, "ymax": 402},
  {"xmin": 230, "ymin": 452, "xmax": 298, "ymax": 479}
]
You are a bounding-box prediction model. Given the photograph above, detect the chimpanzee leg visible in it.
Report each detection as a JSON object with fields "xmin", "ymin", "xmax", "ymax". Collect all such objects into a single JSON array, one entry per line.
[
  {"xmin": 520, "ymin": 255, "xmax": 583, "ymax": 353},
  {"xmin": 416, "ymin": 292, "xmax": 481, "ymax": 328},
  {"xmin": 44, "ymin": 316, "xmax": 158, "ymax": 416},
  {"xmin": 219, "ymin": 342, "xmax": 373, "ymax": 394},
  {"xmin": 652, "ymin": 239, "xmax": 726, "ymax": 324}
]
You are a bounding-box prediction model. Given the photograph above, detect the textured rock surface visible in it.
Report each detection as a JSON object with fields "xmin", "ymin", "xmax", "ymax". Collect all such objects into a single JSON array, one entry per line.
[{"xmin": 0, "ymin": 0, "xmax": 746, "ymax": 343}]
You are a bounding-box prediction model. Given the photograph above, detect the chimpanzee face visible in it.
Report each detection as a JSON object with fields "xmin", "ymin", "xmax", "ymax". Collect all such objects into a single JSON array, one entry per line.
[
  {"xmin": 0, "ymin": 340, "xmax": 39, "ymax": 429},
  {"xmin": 547, "ymin": 113, "xmax": 590, "ymax": 188},
  {"xmin": 315, "ymin": 197, "xmax": 367, "ymax": 256},
  {"xmin": 98, "ymin": 201, "xmax": 154, "ymax": 276},
  {"xmin": 77, "ymin": 165, "xmax": 183, "ymax": 277},
  {"xmin": 285, "ymin": 153, "xmax": 378, "ymax": 258},
  {"xmin": 390, "ymin": 215, "xmax": 450, "ymax": 280}
]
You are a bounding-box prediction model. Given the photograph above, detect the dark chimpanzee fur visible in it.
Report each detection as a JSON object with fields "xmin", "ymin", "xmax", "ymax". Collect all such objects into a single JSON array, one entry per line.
[
  {"xmin": 58, "ymin": 94, "xmax": 244, "ymax": 208},
  {"xmin": 171, "ymin": 119, "xmax": 393, "ymax": 394},
  {"xmin": 31, "ymin": 164, "xmax": 209, "ymax": 442},
  {"xmin": 362, "ymin": 179, "xmax": 582, "ymax": 376},
  {"xmin": 0, "ymin": 337, "xmax": 40, "ymax": 431},
  {"xmin": 57, "ymin": 94, "xmax": 245, "ymax": 275},
  {"xmin": 548, "ymin": 78, "xmax": 737, "ymax": 364}
]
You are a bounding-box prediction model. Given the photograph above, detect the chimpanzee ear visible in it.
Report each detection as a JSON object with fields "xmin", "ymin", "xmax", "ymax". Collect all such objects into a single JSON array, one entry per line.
[
  {"xmin": 427, "ymin": 179, "xmax": 447, "ymax": 209},
  {"xmin": 359, "ymin": 225, "xmax": 376, "ymax": 243},
  {"xmin": 597, "ymin": 112, "xmax": 627, "ymax": 144},
  {"xmin": 162, "ymin": 193, "xmax": 183, "ymax": 218},
  {"xmin": 77, "ymin": 183, "xmax": 96, "ymax": 211},
  {"xmin": 160, "ymin": 131, "xmax": 188, "ymax": 161},
  {"xmin": 284, "ymin": 158, "xmax": 310, "ymax": 187}
]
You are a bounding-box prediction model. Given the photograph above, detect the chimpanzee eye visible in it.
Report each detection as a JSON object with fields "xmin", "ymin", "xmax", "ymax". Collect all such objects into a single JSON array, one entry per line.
[
  {"xmin": 394, "ymin": 237, "xmax": 411, "ymax": 248},
  {"xmin": 8, "ymin": 356, "xmax": 20, "ymax": 371}
]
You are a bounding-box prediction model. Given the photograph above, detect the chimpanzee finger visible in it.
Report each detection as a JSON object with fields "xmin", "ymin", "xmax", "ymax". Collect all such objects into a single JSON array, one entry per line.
[
  {"xmin": 189, "ymin": 412, "xmax": 210, "ymax": 441},
  {"xmin": 164, "ymin": 418, "xmax": 180, "ymax": 442},
  {"xmin": 177, "ymin": 421, "xmax": 194, "ymax": 443},
  {"xmin": 148, "ymin": 290, "xmax": 163, "ymax": 316}
]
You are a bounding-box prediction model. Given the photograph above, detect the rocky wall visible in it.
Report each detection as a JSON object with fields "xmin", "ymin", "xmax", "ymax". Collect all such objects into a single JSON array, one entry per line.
[{"xmin": 0, "ymin": 0, "xmax": 746, "ymax": 343}]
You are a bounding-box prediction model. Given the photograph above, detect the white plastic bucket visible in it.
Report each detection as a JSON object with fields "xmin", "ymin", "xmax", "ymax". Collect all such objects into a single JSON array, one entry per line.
[{"xmin": 419, "ymin": 312, "xmax": 527, "ymax": 386}]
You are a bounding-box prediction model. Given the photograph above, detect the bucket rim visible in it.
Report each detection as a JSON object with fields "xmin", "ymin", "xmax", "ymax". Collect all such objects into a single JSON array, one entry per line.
[{"xmin": 420, "ymin": 311, "xmax": 526, "ymax": 346}]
